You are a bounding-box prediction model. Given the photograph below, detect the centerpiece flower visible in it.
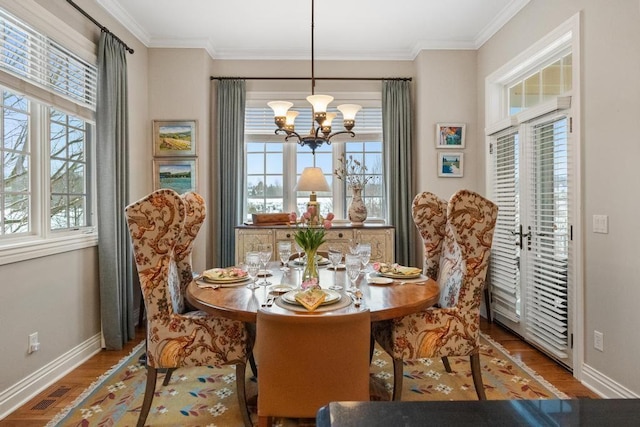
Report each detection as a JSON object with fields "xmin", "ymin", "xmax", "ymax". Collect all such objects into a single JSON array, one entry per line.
[
  {"xmin": 334, "ymin": 154, "xmax": 378, "ymax": 225},
  {"xmin": 289, "ymin": 207, "xmax": 334, "ymax": 289}
]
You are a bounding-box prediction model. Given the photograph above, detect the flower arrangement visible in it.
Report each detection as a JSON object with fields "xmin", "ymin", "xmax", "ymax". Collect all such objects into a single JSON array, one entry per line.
[
  {"xmin": 288, "ymin": 207, "xmax": 334, "ymax": 252},
  {"xmin": 334, "ymin": 154, "xmax": 377, "ymax": 189},
  {"xmin": 289, "ymin": 207, "xmax": 334, "ymax": 289}
]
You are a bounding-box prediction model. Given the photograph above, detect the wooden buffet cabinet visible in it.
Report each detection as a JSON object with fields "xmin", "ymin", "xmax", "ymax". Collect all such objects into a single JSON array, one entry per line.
[{"xmin": 235, "ymin": 223, "xmax": 395, "ymax": 265}]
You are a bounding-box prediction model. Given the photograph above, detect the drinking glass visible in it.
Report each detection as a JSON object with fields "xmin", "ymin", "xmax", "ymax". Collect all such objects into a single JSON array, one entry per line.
[
  {"xmin": 244, "ymin": 252, "xmax": 261, "ymax": 290},
  {"xmin": 357, "ymin": 242, "xmax": 371, "ymax": 272},
  {"xmin": 328, "ymin": 246, "xmax": 343, "ymax": 291},
  {"xmin": 277, "ymin": 241, "xmax": 292, "ymax": 272},
  {"xmin": 348, "ymin": 238, "xmax": 360, "ymax": 255},
  {"xmin": 258, "ymin": 243, "xmax": 273, "ymax": 286},
  {"xmin": 345, "ymin": 253, "xmax": 361, "ymax": 293}
]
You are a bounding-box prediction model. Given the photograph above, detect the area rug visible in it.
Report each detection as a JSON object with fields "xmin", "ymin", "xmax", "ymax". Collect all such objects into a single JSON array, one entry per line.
[{"xmin": 47, "ymin": 333, "xmax": 568, "ymax": 426}]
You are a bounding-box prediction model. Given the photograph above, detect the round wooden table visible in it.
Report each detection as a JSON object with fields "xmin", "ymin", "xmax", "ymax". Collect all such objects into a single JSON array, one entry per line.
[{"xmin": 186, "ymin": 262, "xmax": 439, "ymax": 322}]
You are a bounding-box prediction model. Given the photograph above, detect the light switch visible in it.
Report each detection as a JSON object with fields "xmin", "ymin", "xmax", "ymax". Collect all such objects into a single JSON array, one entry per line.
[{"xmin": 593, "ymin": 215, "xmax": 608, "ymax": 234}]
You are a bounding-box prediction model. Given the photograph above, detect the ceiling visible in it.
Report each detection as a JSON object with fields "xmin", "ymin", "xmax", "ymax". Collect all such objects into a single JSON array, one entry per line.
[{"xmin": 97, "ymin": 0, "xmax": 530, "ymax": 60}]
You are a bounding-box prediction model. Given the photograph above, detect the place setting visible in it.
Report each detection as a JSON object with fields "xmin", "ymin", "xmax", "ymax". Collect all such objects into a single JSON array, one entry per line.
[
  {"xmin": 196, "ymin": 266, "xmax": 253, "ymax": 289},
  {"xmin": 368, "ymin": 262, "xmax": 428, "ymax": 285}
]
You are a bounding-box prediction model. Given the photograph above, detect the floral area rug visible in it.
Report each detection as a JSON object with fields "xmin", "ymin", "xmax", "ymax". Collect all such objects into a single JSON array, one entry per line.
[{"xmin": 47, "ymin": 332, "xmax": 567, "ymax": 426}]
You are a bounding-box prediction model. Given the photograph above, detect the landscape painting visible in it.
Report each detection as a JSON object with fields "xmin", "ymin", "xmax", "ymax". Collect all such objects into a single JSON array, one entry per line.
[
  {"xmin": 435, "ymin": 123, "xmax": 466, "ymax": 148},
  {"xmin": 153, "ymin": 120, "xmax": 197, "ymax": 156},
  {"xmin": 153, "ymin": 159, "xmax": 197, "ymax": 194},
  {"xmin": 438, "ymin": 152, "xmax": 464, "ymax": 177}
]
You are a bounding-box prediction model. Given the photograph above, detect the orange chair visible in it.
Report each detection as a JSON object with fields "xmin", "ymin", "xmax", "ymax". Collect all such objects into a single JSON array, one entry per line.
[
  {"xmin": 256, "ymin": 308, "xmax": 371, "ymax": 426},
  {"xmin": 372, "ymin": 189, "xmax": 498, "ymax": 401},
  {"xmin": 125, "ymin": 189, "xmax": 254, "ymax": 427}
]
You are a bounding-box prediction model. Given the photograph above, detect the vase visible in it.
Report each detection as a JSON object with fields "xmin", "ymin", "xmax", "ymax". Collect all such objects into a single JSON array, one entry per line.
[
  {"xmin": 301, "ymin": 248, "xmax": 319, "ymax": 288},
  {"xmin": 348, "ymin": 186, "xmax": 367, "ymax": 226}
]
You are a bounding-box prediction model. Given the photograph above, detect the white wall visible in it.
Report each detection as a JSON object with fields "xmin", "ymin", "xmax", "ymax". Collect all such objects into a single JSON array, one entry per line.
[{"xmin": 478, "ymin": 0, "xmax": 640, "ymax": 396}]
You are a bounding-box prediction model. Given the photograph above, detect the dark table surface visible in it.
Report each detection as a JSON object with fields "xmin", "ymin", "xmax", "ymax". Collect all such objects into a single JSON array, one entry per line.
[{"xmin": 316, "ymin": 399, "xmax": 640, "ymax": 426}]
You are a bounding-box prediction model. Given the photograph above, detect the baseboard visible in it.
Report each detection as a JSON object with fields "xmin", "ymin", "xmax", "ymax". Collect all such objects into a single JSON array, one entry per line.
[
  {"xmin": 0, "ymin": 333, "xmax": 102, "ymax": 420},
  {"xmin": 581, "ymin": 363, "xmax": 640, "ymax": 398}
]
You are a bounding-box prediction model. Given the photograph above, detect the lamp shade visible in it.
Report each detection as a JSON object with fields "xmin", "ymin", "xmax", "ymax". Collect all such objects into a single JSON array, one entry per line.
[
  {"xmin": 285, "ymin": 110, "xmax": 299, "ymax": 126},
  {"xmin": 294, "ymin": 167, "xmax": 331, "ymax": 192},
  {"xmin": 268, "ymin": 101, "xmax": 293, "ymax": 116},
  {"xmin": 306, "ymin": 94, "xmax": 334, "ymax": 113},
  {"xmin": 337, "ymin": 104, "xmax": 362, "ymax": 120}
]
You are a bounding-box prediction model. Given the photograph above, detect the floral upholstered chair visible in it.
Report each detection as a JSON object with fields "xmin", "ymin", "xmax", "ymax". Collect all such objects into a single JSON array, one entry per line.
[
  {"xmin": 411, "ymin": 191, "xmax": 448, "ymax": 280},
  {"xmin": 372, "ymin": 189, "xmax": 498, "ymax": 401},
  {"xmin": 125, "ymin": 189, "xmax": 254, "ymax": 427}
]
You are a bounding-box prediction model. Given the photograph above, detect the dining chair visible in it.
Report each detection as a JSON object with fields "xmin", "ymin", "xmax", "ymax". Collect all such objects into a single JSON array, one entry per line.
[
  {"xmin": 256, "ymin": 308, "xmax": 371, "ymax": 427},
  {"xmin": 411, "ymin": 191, "xmax": 448, "ymax": 280},
  {"xmin": 125, "ymin": 189, "xmax": 254, "ymax": 427},
  {"xmin": 372, "ymin": 189, "xmax": 498, "ymax": 401}
]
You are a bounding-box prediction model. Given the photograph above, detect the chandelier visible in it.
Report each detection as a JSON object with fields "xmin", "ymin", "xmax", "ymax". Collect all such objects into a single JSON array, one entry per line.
[{"xmin": 267, "ymin": 0, "xmax": 361, "ymax": 154}]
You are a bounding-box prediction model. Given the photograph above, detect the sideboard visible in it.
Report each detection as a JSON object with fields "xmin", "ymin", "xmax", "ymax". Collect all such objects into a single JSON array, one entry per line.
[{"xmin": 234, "ymin": 223, "xmax": 395, "ymax": 265}]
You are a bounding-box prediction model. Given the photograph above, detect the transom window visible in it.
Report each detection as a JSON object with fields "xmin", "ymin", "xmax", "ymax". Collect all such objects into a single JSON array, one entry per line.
[{"xmin": 244, "ymin": 105, "xmax": 384, "ymax": 222}]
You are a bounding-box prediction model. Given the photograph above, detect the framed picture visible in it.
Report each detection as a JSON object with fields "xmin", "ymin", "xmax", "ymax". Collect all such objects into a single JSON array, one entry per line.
[
  {"xmin": 438, "ymin": 152, "xmax": 464, "ymax": 177},
  {"xmin": 153, "ymin": 120, "xmax": 197, "ymax": 156},
  {"xmin": 153, "ymin": 158, "xmax": 197, "ymax": 194},
  {"xmin": 436, "ymin": 123, "xmax": 466, "ymax": 148}
]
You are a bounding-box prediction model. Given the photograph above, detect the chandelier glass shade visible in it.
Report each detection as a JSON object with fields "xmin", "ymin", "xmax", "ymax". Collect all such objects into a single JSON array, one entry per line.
[{"xmin": 268, "ymin": 0, "xmax": 362, "ymax": 154}]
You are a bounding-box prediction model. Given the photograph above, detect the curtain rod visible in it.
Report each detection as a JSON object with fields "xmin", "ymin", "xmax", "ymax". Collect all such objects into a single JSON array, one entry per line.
[
  {"xmin": 66, "ymin": 0, "xmax": 134, "ymax": 54},
  {"xmin": 210, "ymin": 76, "xmax": 412, "ymax": 82}
]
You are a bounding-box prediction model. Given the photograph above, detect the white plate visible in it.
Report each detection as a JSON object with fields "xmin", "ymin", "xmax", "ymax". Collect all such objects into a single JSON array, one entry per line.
[
  {"xmin": 270, "ymin": 284, "xmax": 294, "ymax": 294},
  {"xmin": 378, "ymin": 270, "xmax": 422, "ymax": 279},
  {"xmin": 368, "ymin": 276, "xmax": 394, "ymax": 285},
  {"xmin": 281, "ymin": 289, "xmax": 342, "ymax": 306}
]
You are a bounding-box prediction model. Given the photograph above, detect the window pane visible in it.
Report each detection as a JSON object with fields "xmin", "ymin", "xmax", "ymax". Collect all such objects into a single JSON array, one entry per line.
[
  {"xmin": 49, "ymin": 109, "xmax": 88, "ymax": 231},
  {"xmin": 509, "ymin": 82, "xmax": 523, "ymax": 115},
  {"xmin": 3, "ymin": 193, "xmax": 29, "ymax": 233},
  {"xmin": 524, "ymin": 74, "xmax": 540, "ymax": 108},
  {"xmin": 562, "ymin": 53, "xmax": 572, "ymax": 93},
  {"xmin": 4, "ymin": 109, "xmax": 28, "ymax": 150},
  {"xmin": 541, "ymin": 59, "xmax": 562, "ymax": 102},
  {"xmin": 3, "ymin": 151, "xmax": 29, "ymax": 192},
  {"xmin": 247, "ymin": 153, "xmax": 264, "ymax": 174}
]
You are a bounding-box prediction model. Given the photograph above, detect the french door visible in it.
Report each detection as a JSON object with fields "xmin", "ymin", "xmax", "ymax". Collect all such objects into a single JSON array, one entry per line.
[{"xmin": 488, "ymin": 109, "xmax": 574, "ymax": 369}]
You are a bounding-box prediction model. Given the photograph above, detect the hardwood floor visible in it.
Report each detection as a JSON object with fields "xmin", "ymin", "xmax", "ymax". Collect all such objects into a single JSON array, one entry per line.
[{"xmin": 1, "ymin": 319, "xmax": 599, "ymax": 426}]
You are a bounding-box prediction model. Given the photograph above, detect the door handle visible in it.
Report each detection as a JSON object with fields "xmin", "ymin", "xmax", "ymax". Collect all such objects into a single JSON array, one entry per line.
[{"xmin": 512, "ymin": 225, "xmax": 532, "ymax": 250}]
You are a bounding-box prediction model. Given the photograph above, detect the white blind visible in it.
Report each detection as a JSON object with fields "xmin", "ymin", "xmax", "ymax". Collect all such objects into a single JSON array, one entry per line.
[
  {"xmin": 488, "ymin": 129, "xmax": 521, "ymax": 322},
  {"xmin": 0, "ymin": 8, "xmax": 96, "ymax": 119},
  {"xmin": 524, "ymin": 115, "xmax": 570, "ymax": 359}
]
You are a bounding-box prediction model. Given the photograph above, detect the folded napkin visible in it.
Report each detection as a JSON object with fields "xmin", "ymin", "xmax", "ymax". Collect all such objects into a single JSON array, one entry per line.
[
  {"xmin": 375, "ymin": 263, "xmax": 422, "ymax": 276},
  {"xmin": 202, "ymin": 267, "xmax": 247, "ymax": 281},
  {"xmin": 294, "ymin": 287, "xmax": 326, "ymax": 311}
]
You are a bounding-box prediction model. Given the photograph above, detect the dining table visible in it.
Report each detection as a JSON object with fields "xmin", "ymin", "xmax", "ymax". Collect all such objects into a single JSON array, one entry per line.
[{"xmin": 186, "ymin": 260, "xmax": 440, "ymax": 323}]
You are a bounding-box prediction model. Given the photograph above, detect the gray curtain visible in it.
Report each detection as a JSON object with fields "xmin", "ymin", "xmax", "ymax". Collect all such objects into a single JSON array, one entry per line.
[
  {"xmin": 382, "ymin": 79, "xmax": 415, "ymax": 267},
  {"xmin": 96, "ymin": 32, "xmax": 134, "ymax": 350},
  {"xmin": 215, "ymin": 79, "xmax": 246, "ymax": 267}
]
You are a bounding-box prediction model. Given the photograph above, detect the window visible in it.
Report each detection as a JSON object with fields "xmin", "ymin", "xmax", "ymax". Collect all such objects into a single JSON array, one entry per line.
[
  {"xmin": 0, "ymin": 7, "xmax": 96, "ymax": 263},
  {"xmin": 244, "ymin": 105, "xmax": 384, "ymax": 222}
]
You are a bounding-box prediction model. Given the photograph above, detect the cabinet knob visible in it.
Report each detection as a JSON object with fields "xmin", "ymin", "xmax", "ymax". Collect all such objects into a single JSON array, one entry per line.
[
  {"xmin": 286, "ymin": 233, "xmax": 291, "ymax": 238},
  {"xmin": 338, "ymin": 233, "xmax": 343, "ymax": 238}
]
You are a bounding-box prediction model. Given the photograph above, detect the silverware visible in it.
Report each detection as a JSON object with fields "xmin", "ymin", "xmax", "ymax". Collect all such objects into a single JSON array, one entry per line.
[{"xmin": 262, "ymin": 296, "xmax": 275, "ymax": 307}]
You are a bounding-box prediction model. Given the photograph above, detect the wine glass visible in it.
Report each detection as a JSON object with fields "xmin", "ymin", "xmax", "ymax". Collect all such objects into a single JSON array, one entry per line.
[
  {"xmin": 328, "ymin": 246, "xmax": 343, "ymax": 291},
  {"xmin": 345, "ymin": 253, "xmax": 361, "ymax": 293},
  {"xmin": 277, "ymin": 241, "xmax": 292, "ymax": 272},
  {"xmin": 358, "ymin": 242, "xmax": 371, "ymax": 273},
  {"xmin": 244, "ymin": 251, "xmax": 261, "ymax": 290},
  {"xmin": 348, "ymin": 238, "xmax": 360, "ymax": 255},
  {"xmin": 258, "ymin": 243, "xmax": 272, "ymax": 286}
]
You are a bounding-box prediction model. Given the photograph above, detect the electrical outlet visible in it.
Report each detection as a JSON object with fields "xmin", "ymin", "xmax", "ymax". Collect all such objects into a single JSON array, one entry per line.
[
  {"xmin": 28, "ymin": 332, "xmax": 40, "ymax": 353},
  {"xmin": 594, "ymin": 330, "xmax": 604, "ymax": 352}
]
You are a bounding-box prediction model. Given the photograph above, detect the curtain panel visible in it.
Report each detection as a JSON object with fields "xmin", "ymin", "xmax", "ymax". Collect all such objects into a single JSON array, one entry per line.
[
  {"xmin": 96, "ymin": 32, "xmax": 134, "ymax": 350},
  {"xmin": 215, "ymin": 79, "xmax": 246, "ymax": 267},
  {"xmin": 382, "ymin": 80, "xmax": 415, "ymax": 267}
]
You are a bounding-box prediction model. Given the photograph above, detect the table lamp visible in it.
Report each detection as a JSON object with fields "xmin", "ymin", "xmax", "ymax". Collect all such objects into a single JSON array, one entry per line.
[{"xmin": 294, "ymin": 167, "xmax": 331, "ymax": 225}]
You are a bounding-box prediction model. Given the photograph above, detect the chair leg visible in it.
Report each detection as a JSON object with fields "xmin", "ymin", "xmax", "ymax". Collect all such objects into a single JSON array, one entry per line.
[
  {"xmin": 392, "ymin": 358, "xmax": 404, "ymax": 401},
  {"xmin": 162, "ymin": 368, "xmax": 176, "ymax": 386},
  {"xmin": 441, "ymin": 356, "xmax": 452, "ymax": 373},
  {"xmin": 249, "ymin": 351, "xmax": 258, "ymax": 378},
  {"xmin": 258, "ymin": 415, "xmax": 273, "ymax": 427},
  {"xmin": 236, "ymin": 363, "xmax": 252, "ymax": 427},
  {"xmin": 470, "ymin": 353, "xmax": 487, "ymax": 400},
  {"xmin": 137, "ymin": 365, "xmax": 157, "ymax": 427}
]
